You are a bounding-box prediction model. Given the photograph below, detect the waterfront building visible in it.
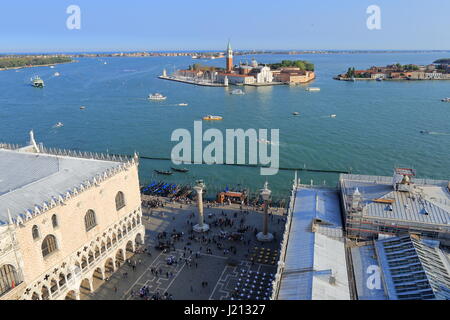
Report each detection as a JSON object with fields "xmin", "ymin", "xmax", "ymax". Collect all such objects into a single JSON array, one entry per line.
[
  {"xmin": 272, "ymin": 182, "xmax": 350, "ymax": 300},
  {"xmin": 217, "ymin": 72, "xmax": 255, "ymax": 85},
  {"xmin": 272, "ymin": 67, "xmax": 315, "ymax": 84},
  {"xmin": 249, "ymin": 65, "xmax": 274, "ymax": 83},
  {"xmin": 340, "ymin": 169, "xmax": 450, "ymax": 245},
  {"xmin": 0, "ymin": 132, "xmax": 145, "ymax": 300}
]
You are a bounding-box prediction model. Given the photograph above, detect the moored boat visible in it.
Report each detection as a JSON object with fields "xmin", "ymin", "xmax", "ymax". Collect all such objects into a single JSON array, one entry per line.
[
  {"xmin": 154, "ymin": 170, "xmax": 173, "ymax": 175},
  {"xmin": 171, "ymin": 167, "xmax": 189, "ymax": 173}
]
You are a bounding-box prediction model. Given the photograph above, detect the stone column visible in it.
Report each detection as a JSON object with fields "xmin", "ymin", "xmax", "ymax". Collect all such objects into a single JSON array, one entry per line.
[
  {"xmin": 257, "ymin": 182, "xmax": 274, "ymax": 242},
  {"xmin": 193, "ymin": 181, "xmax": 209, "ymax": 232}
]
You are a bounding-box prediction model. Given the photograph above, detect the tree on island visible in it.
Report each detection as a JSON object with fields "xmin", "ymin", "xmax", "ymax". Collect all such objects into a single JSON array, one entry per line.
[{"xmin": 268, "ymin": 60, "xmax": 314, "ymax": 71}]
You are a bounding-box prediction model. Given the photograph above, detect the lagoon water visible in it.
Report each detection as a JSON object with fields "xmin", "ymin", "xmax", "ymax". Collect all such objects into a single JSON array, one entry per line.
[{"xmin": 1, "ymin": 52, "xmax": 449, "ymax": 198}]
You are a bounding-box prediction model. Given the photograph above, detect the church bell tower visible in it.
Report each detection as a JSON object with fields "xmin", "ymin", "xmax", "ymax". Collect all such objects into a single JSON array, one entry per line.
[{"xmin": 226, "ymin": 41, "xmax": 233, "ymax": 73}]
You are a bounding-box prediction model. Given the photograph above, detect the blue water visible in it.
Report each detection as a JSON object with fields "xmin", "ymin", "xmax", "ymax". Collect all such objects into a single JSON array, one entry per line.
[{"xmin": 1, "ymin": 53, "xmax": 449, "ymax": 198}]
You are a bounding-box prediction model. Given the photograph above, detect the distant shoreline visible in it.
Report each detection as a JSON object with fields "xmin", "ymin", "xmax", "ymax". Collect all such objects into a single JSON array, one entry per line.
[{"xmin": 0, "ymin": 60, "xmax": 75, "ymax": 72}]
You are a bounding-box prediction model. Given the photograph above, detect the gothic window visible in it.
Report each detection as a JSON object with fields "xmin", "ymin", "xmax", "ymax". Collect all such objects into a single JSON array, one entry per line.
[
  {"xmin": 84, "ymin": 210, "xmax": 97, "ymax": 232},
  {"xmin": 115, "ymin": 191, "xmax": 125, "ymax": 211},
  {"xmin": 32, "ymin": 225, "xmax": 40, "ymax": 240},
  {"xmin": 0, "ymin": 264, "xmax": 19, "ymax": 296},
  {"xmin": 51, "ymin": 214, "xmax": 58, "ymax": 228},
  {"xmin": 42, "ymin": 235, "xmax": 58, "ymax": 257}
]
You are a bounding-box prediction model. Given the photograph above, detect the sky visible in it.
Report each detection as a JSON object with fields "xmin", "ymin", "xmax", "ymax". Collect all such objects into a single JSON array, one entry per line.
[{"xmin": 1, "ymin": 0, "xmax": 449, "ymax": 53}]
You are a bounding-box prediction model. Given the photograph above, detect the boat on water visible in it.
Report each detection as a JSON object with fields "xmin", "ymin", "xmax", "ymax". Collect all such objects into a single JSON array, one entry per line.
[
  {"xmin": 178, "ymin": 103, "xmax": 188, "ymax": 106},
  {"xmin": 258, "ymin": 139, "xmax": 273, "ymax": 145},
  {"xmin": 80, "ymin": 106, "xmax": 86, "ymax": 110},
  {"xmin": 441, "ymin": 97, "xmax": 450, "ymax": 102},
  {"xmin": 330, "ymin": 114, "xmax": 337, "ymax": 118},
  {"xmin": 420, "ymin": 130, "xmax": 430, "ymax": 134},
  {"xmin": 31, "ymin": 76, "xmax": 44, "ymax": 88},
  {"xmin": 171, "ymin": 167, "xmax": 189, "ymax": 173},
  {"xmin": 50, "ymin": 65, "xmax": 55, "ymax": 69},
  {"xmin": 154, "ymin": 170, "xmax": 173, "ymax": 175},
  {"xmin": 230, "ymin": 89, "xmax": 245, "ymax": 95},
  {"xmin": 376, "ymin": 77, "xmax": 383, "ymax": 81},
  {"xmin": 306, "ymin": 87, "xmax": 320, "ymax": 92},
  {"xmin": 53, "ymin": 122, "xmax": 64, "ymax": 128},
  {"xmin": 54, "ymin": 72, "xmax": 60, "ymax": 77},
  {"xmin": 203, "ymin": 115, "xmax": 223, "ymax": 121},
  {"xmin": 292, "ymin": 112, "xmax": 300, "ymax": 116},
  {"xmin": 148, "ymin": 93, "xmax": 167, "ymax": 100}
]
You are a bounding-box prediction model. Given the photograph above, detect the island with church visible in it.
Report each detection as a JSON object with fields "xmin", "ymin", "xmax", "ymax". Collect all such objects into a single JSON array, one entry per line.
[{"xmin": 158, "ymin": 41, "xmax": 315, "ymax": 87}]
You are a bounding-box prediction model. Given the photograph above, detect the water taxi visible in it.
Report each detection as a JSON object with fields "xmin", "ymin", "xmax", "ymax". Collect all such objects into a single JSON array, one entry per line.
[
  {"xmin": 148, "ymin": 93, "xmax": 167, "ymax": 100},
  {"xmin": 31, "ymin": 76, "xmax": 44, "ymax": 88},
  {"xmin": 202, "ymin": 115, "xmax": 223, "ymax": 121},
  {"xmin": 306, "ymin": 87, "xmax": 320, "ymax": 92},
  {"xmin": 441, "ymin": 97, "xmax": 450, "ymax": 102},
  {"xmin": 230, "ymin": 89, "xmax": 245, "ymax": 95}
]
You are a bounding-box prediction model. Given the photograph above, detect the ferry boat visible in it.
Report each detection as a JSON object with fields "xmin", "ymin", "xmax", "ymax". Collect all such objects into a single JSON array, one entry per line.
[
  {"xmin": 441, "ymin": 97, "xmax": 450, "ymax": 102},
  {"xmin": 148, "ymin": 93, "xmax": 167, "ymax": 100},
  {"xmin": 202, "ymin": 115, "xmax": 223, "ymax": 121},
  {"xmin": 306, "ymin": 87, "xmax": 320, "ymax": 92},
  {"xmin": 230, "ymin": 89, "xmax": 245, "ymax": 95},
  {"xmin": 31, "ymin": 76, "xmax": 44, "ymax": 88}
]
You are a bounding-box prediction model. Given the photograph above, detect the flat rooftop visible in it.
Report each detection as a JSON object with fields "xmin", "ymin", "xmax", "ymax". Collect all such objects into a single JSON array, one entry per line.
[
  {"xmin": 0, "ymin": 148, "xmax": 120, "ymax": 225},
  {"xmin": 340, "ymin": 174, "xmax": 450, "ymax": 227},
  {"xmin": 276, "ymin": 187, "xmax": 350, "ymax": 300}
]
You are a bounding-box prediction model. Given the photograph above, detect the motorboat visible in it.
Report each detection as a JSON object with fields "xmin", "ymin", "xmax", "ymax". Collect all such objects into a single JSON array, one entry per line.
[
  {"xmin": 54, "ymin": 72, "xmax": 60, "ymax": 77},
  {"xmin": 330, "ymin": 114, "xmax": 337, "ymax": 118},
  {"xmin": 203, "ymin": 115, "xmax": 223, "ymax": 121},
  {"xmin": 441, "ymin": 97, "xmax": 450, "ymax": 102},
  {"xmin": 171, "ymin": 167, "xmax": 189, "ymax": 173},
  {"xmin": 154, "ymin": 170, "xmax": 173, "ymax": 175},
  {"xmin": 178, "ymin": 103, "xmax": 188, "ymax": 106},
  {"xmin": 292, "ymin": 112, "xmax": 300, "ymax": 116},
  {"xmin": 306, "ymin": 87, "xmax": 320, "ymax": 92},
  {"xmin": 148, "ymin": 93, "xmax": 167, "ymax": 100},
  {"xmin": 230, "ymin": 89, "xmax": 245, "ymax": 95},
  {"xmin": 376, "ymin": 77, "xmax": 383, "ymax": 81},
  {"xmin": 54, "ymin": 122, "xmax": 64, "ymax": 128},
  {"xmin": 80, "ymin": 106, "xmax": 86, "ymax": 110}
]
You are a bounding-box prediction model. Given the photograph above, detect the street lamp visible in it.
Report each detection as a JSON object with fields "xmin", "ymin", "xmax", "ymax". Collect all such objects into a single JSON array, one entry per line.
[
  {"xmin": 193, "ymin": 180, "xmax": 210, "ymax": 233},
  {"xmin": 257, "ymin": 182, "xmax": 274, "ymax": 242}
]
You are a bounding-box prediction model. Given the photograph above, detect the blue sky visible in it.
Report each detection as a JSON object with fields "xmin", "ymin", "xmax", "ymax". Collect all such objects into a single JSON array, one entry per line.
[{"xmin": 1, "ymin": 0, "xmax": 449, "ymax": 53}]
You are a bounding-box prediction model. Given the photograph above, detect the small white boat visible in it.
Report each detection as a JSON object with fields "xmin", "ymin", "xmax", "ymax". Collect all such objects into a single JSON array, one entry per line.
[
  {"xmin": 54, "ymin": 72, "xmax": 60, "ymax": 77},
  {"xmin": 103, "ymin": 62, "xmax": 107, "ymax": 65},
  {"xmin": 50, "ymin": 66, "xmax": 55, "ymax": 69},
  {"xmin": 441, "ymin": 97, "xmax": 450, "ymax": 102},
  {"xmin": 230, "ymin": 89, "xmax": 245, "ymax": 95},
  {"xmin": 292, "ymin": 112, "xmax": 300, "ymax": 116},
  {"xmin": 54, "ymin": 122, "xmax": 64, "ymax": 128},
  {"xmin": 80, "ymin": 106, "xmax": 86, "ymax": 110},
  {"xmin": 306, "ymin": 87, "xmax": 320, "ymax": 92},
  {"xmin": 178, "ymin": 103, "xmax": 188, "ymax": 106},
  {"xmin": 330, "ymin": 114, "xmax": 337, "ymax": 118},
  {"xmin": 148, "ymin": 93, "xmax": 167, "ymax": 100}
]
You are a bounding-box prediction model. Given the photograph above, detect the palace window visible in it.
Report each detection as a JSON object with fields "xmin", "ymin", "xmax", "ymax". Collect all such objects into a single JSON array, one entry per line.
[
  {"xmin": 0, "ymin": 264, "xmax": 19, "ymax": 296},
  {"xmin": 115, "ymin": 191, "xmax": 125, "ymax": 211},
  {"xmin": 84, "ymin": 209, "xmax": 97, "ymax": 232},
  {"xmin": 51, "ymin": 214, "xmax": 58, "ymax": 228},
  {"xmin": 42, "ymin": 235, "xmax": 58, "ymax": 258},
  {"xmin": 32, "ymin": 225, "xmax": 40, "ymax": 240}
]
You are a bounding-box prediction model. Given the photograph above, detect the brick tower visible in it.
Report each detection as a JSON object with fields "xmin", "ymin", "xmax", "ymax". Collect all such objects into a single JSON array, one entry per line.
[{"xmin": 226, "ymin": 41, "xmax": 233, "ymax": 73}]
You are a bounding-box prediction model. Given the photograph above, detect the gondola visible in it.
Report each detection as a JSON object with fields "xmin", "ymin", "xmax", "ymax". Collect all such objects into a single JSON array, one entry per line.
[
  {"xmin": 171, "ymin": 167, "xmax": 189, "ymax": 173},
  {"xmin": 154, "ymin": 170, "xmax": 173, "ymax": 175}
]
